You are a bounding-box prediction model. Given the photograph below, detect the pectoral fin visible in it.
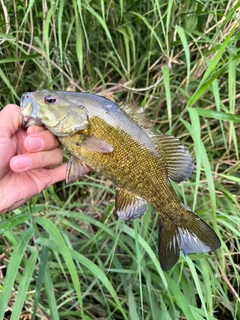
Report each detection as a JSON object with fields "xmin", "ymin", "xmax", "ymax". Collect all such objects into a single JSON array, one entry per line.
[
  {"xmin": 78, "ymin": 135, "xmax": 114, "ymax": 153},
  {"xmin": 66, "ymin": 156, "xmax": 91, "ymax": 184},
  {"xmin": 152, "ymin": 134, "xmax": 194, "ymax": 182},
  {"xmin": 115, "ymin": 188, "xmax": 147, "ymax": 221}
]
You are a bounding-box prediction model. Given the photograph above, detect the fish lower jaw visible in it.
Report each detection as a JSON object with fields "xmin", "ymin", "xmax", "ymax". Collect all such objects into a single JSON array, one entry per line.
[{"xmin": 22, "ymin": 117, "xmax": 43, "ymax": 128}]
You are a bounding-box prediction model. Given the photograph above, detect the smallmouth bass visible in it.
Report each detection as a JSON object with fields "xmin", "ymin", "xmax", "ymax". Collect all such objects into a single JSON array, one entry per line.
[{"xmin": 20, "ymin": 90, "xmax": 221, "ymax": 270}]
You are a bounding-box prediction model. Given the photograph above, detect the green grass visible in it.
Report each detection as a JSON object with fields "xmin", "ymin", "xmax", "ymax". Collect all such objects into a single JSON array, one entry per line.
[{"xmin": 0, "ymin": 0, "xmax": 240, "ymax": 319}]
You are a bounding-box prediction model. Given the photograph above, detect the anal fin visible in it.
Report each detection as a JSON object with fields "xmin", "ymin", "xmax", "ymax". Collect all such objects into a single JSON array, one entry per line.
[
  {"xmin": 66, "ymin": 156, "xmax": 91, "ymax": 184},
  {"xmin": 115, "ymin": 188, "xmax": 147, "ymax": 221}
]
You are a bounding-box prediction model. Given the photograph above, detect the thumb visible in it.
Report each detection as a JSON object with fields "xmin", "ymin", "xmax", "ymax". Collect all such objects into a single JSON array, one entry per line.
[
  {"xmin": 0, "ymin": 105, "xmax": 22, "ymax": 137},
  {"xmin": 0, "ymin": 105, "xmax": 22, "ymax": 177}
]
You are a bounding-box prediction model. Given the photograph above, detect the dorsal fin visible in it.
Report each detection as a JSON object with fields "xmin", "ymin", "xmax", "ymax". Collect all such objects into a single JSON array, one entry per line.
[
  {"xmin": 118, "ymin": 102, "xmax": 193, "ymax": 182},
  {"xmin": 151, "ymin": 133, "xmax": 194, "ymax": 182},
  {"xmin": 118, "ymin": 103, "xmax": 153, "ymax": 130}
]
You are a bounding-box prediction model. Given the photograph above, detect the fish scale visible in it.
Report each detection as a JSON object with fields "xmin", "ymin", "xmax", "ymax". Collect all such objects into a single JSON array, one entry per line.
[
  {"xmin": 20, "ymin": 90, "xmax": 221, "ymax": 270},
  {"xmin": 61, "ymin": 117, "xmax": 168, "ymax": 197}
]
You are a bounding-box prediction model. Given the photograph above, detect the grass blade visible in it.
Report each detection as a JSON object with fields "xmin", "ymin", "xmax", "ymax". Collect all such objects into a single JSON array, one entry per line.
[
  {"xmin": 0, "ymin": 228, "xmax": 34, "ymax": 319},
  {"xmin": 43, "ymin": 263, "xmax": 60, "ymax": 320},
  {"xmin": 34, "ymin": 217, "xmax": 128, "ymax": 320},
  {"xmin": 10, "ymin": 252, "xmax": 38, "ymax": 320},
  {"xmin": 188, "ymin": 23, "xmax": 238, "ymax": 107},
  {"xmin": 32, "ymin": 246, "xmax": 48, "ymax": 320}
]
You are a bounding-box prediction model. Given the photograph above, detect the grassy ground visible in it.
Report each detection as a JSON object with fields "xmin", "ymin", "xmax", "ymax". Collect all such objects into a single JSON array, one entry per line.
[{"xmin": 0, "ymin": 0, "xmax": 240, "ymax": 319}]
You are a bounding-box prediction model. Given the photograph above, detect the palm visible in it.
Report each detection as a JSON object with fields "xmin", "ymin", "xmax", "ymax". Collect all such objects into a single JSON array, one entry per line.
[{"xmin": 0, "ymin": 105, "xmax": 66, "ymax": 214}]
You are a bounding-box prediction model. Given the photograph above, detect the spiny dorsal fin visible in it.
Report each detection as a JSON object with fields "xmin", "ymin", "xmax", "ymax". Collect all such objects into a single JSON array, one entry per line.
[
  {"xmin": 151, "ymin": 133, "xmax": 194, "ymax": 182},
  {"xmin": 118, "ymin": 103, "xmax": 153, "ymax": 131}
]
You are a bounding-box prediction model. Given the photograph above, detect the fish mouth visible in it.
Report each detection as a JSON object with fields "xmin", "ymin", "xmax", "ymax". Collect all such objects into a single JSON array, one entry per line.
[
  {"xmin": 20, "ymin": 92, "xmax": 43, "ymax": 128},
  {"xmin": 22, "ymin": 116, "xmax": 43, "ymax": 128}
]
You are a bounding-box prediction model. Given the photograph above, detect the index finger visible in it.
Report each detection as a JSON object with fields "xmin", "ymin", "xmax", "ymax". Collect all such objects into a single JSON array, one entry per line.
[{"xmin": 0, "ymin": 104, "xmax": 22, "ymax": 137}]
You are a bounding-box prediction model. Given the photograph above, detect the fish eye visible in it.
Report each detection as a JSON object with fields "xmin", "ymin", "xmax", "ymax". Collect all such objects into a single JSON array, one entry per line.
[{"xmin": 44, "ymin": 94, "xmax": 57, "ymax": 104}]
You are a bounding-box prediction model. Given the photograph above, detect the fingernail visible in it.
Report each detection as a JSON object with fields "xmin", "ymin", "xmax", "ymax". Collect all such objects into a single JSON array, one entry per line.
[
  {"xmin": 27, "ymin": 136, "xmax": 44, "ymax": 151},
  {"xmin": 12, "ymin": 157, "xmax": 31, "ymax": 170}
]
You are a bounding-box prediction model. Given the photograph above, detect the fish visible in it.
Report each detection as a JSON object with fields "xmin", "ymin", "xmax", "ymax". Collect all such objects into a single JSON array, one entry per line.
[{"xmin": 20, "ymin": 90, "xmax": 221, "ymax": 270}]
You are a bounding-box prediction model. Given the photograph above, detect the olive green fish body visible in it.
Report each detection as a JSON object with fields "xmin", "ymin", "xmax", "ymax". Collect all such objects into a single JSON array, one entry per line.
[
  {"xmin": 20, "ymin": 91, "xmax": 221, "ymax": 270},
  {"xmin": 59, "ymin": 116, "xmax": 179, "ymax": 220}
]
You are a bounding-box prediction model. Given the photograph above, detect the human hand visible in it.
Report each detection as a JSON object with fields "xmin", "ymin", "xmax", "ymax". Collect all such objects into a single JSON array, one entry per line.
[{"xmin": 0, "ymin": 104, "xmax": 67, "ymax": 214}]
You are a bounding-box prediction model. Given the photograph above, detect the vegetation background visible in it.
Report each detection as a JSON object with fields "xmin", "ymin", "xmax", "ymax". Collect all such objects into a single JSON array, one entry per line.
[{"xmin": 0, "ymin": 0, "xmax": 240, "ymax": 319}]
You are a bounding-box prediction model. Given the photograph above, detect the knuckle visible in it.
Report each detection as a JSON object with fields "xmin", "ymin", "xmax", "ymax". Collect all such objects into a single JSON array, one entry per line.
[{"xmin": 42, "ymin": 130, "xmax": 59, "ymax": 149}]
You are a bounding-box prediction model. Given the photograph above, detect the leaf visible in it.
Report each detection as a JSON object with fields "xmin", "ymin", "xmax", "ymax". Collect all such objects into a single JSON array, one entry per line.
[{"xmin": 0, "ymin": 228, "xmax": 34, "ymax": 319}]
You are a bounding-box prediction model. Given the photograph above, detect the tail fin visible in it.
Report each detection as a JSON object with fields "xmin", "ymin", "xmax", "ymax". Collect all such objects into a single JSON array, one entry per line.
[{"xmin": 158, "ymin": 204, "xmax": 221, "ymax": 271}]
